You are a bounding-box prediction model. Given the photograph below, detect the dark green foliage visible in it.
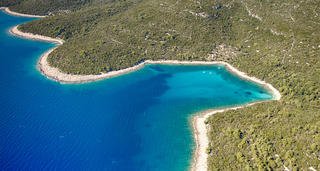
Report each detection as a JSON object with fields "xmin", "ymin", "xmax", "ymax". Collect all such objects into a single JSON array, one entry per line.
[
  {"xmin": 11, "ymin": 0, "xmax": 320, "ymax": 170},
  {"xmin": 19, "ymin": 0, "xmax": 234, "ymax": 74},
  {"xmin": 1, "ymin": 0, "xmax": 105, "ymax": 15},
  {"xmin": 0, "ymin": 0, "xmax": 21, "ymax": 7}
]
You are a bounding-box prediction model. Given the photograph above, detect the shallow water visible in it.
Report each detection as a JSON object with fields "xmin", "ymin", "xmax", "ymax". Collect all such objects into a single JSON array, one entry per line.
[{"xmin": 0, "ymin": 11, "xmax": 273, "ymax": 171}]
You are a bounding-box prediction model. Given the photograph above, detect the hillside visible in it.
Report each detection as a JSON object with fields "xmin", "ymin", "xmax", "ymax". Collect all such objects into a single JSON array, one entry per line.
[
  {"xmin": 1, "ymin": 0, "xmax": 104, "ymax": 15},
  {"xmin": 3, "ymin": 0, "xmax": 320, "ymax": 170}
]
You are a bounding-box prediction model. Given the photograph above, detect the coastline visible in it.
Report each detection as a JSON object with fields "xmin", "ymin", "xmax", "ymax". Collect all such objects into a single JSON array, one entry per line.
[
  {"xmin": 2, "ymin": 7, "xmax": 45, "ymax": 18},
  {"xmin": 190, "ymin": 100, "xmax": 278, "ymax": 171},
  {"xmin": 3, "ymin": 7, "xmax": 281, "ymax": 171}
]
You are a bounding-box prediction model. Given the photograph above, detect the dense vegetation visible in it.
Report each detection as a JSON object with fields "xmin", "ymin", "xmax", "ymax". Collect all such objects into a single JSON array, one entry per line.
[
  {"xmin": 3, "ymin": 0, "xmax": 320, "ymax": 170},
  {"xmin": 18, "ymin": 0, "xmax": 234, "ymax": 74},
  {"xmin": 205, "ymin": 1, "xmax": 320, "ymax": 170},
  {"xmin": 1, "ymin": 0, "xmax": 101, "ymax": 15},
  {"xmin": 0, "ymin": 0, "xmax": 21, "ymax": 7}
]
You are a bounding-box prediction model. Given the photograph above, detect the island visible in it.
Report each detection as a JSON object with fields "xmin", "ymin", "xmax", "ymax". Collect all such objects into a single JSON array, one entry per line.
[{"xmin": 1, "ymin": 0, "xmax": 319, "ymax": 170}]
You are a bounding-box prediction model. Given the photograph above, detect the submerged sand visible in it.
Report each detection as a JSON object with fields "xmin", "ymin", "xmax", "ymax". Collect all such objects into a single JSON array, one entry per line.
[{"xmin": 3, "ymin": 7, "xmax": 281, "ymax": 171}]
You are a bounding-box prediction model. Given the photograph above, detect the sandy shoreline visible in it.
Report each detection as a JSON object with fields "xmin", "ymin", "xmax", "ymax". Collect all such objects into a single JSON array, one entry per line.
[
  {"xmin": 3, "ymin": 7, "xmax": 281, "ymax": 171},
  {"xmin": 190, "ymin": 99, "xmax": 279, "ymax": 171},
  {"xmin": 2, "ymin": 7, "xmax": 45, "ymax": 18},
  {"xmin": 10, "ymin": 26, "xmax": 64, "ymax": 44},
  {"xmin": 189, "ymin": 60, "xmax": 281, "ymax": 170}
]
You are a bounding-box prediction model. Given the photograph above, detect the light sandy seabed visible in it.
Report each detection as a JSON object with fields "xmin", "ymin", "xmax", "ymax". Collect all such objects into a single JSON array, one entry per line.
[{"xmin": 2, "ymin": 7, "xmax": 281, "ymax": 171}]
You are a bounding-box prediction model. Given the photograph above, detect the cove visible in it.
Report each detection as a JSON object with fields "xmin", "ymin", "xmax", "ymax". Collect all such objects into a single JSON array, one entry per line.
[{"xmin": 0, "ymin": 10, "xmax": 275, "ymax": 171}]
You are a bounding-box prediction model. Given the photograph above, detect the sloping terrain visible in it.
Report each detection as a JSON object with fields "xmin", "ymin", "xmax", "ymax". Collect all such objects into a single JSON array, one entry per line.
[
  {"xmin": 2, "ymin": 0, "xmax": 320, "ymax": 170},
  {"xmin": 1, "ymin": 0, "xmax": 94, "ymax": 15}
]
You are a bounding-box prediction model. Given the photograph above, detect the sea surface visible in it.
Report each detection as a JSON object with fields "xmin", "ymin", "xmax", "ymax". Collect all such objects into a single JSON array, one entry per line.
[{"xmin": 0, "ymin": 11, "xmax": 273, "ymax": 171}]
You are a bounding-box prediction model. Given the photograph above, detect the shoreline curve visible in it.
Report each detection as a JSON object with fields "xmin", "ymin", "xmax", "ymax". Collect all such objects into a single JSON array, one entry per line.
[
  {"xmin": 2, "ymin": 7, "xmax": 45, "ymax": 18},
  {"xmin": 2, "ymin": 7, "xmax": 281, "ymax": 171}
]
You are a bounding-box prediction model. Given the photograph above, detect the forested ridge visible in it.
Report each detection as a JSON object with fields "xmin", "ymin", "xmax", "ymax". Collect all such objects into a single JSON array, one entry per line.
[
  {"xmin": 1, "ymin": 0, "xmax": 94, "ymax": 15},
  {"xmin": 2, "ymin": 0, "xmax": 320, "ymax": 170}
]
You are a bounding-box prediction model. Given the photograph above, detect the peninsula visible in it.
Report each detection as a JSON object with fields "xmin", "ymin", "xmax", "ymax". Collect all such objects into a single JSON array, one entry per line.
[
  {"xmin": 1, "ymin": 0, "xmax": 319, "ymax": 170},
  {"xmin": 4, "ymin": 6, "xmax": 282, "ymax": 170}
]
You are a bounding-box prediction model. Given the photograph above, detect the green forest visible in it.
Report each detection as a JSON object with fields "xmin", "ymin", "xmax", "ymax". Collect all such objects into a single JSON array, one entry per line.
[{"xmin": 2, "ymin": 0, "xmax": 320, "ymax": 170}]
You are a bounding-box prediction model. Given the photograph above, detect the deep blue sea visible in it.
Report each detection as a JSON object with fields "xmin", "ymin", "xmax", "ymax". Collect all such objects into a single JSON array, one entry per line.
[{"xmin": 0, "ymin": 10, "xmax": 273, "ymax": 171}]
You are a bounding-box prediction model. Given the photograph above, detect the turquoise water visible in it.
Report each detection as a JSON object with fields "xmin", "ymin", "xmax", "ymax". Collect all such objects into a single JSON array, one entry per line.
[{"xmin": 0, "ymin": 11, "xmax": 273, "ymax": 171}]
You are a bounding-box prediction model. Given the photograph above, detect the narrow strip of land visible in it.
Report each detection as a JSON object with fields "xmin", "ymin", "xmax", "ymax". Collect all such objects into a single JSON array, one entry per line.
[{"xmin": 3, "ymin": 7, "xmax": 45, "ymax": 18}]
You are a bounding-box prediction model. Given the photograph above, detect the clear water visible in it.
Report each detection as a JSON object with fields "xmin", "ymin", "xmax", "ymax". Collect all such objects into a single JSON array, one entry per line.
[{"xmin": 0, "ymin": 11, "xmax": 273, "ymax": 171}]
